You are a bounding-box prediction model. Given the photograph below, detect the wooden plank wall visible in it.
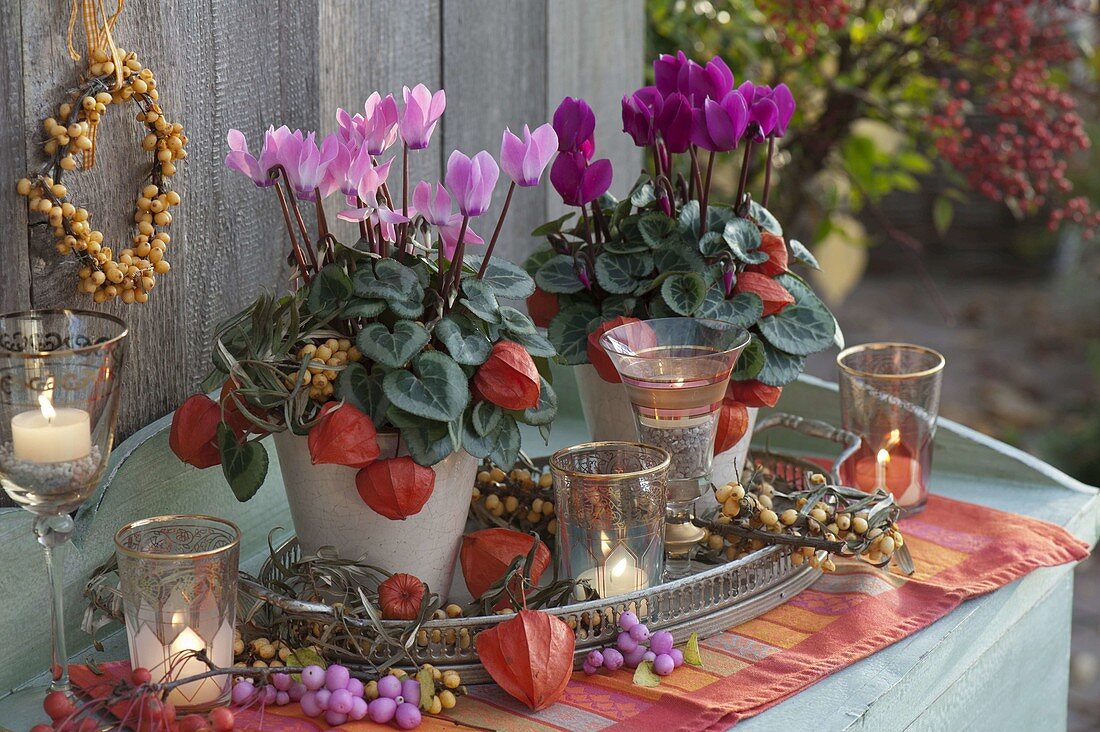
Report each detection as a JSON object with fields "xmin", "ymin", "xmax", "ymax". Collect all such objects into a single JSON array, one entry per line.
[{"xmin": 0, "ymin": 0, "xmax": 641, "ymax": 438}]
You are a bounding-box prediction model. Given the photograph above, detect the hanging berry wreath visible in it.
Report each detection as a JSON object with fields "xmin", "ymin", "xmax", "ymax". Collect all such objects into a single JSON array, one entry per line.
[{"xmin": 16, "ymin": 3, "xmax": 186, "ymax": 305}]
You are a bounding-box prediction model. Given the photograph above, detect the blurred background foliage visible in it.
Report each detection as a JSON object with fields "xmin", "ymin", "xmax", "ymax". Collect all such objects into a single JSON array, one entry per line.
[{"xmin": 647, "ymin": 0, "xmax": 1100, "ymax": 488}]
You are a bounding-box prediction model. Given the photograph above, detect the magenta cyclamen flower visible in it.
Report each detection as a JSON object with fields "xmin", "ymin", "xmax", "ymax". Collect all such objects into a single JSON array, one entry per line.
[
  {"xmin": 654, "ymin": 51, "xmax": 733, "ymax": 104},
  {"xmin": 399, "ymin": 84, "xmax": 446, "ymax": 150},
  {"xmin": 552, "ymin": 97, "xmax": 596, "ymax": 156},
  {"xmin": 656, "ymin": 92, "xmax": 693, "ymax": 154},
  {"xmin": 770, "ymin": 84, "xmax": 796, "ymax": 138},
  {"xmin": 500, "ymin": 124, "xmax": 558, "ymax": 187},
  {"xmin": 444, "ymin": 150, "xmax": 499, "ymax": 217},
  {"xmin": 691, "ymin": 90, "xmax": 749, "ymax": 152},
  {"xmin": 653, "ymin": 51, "xmax": 689, "ymax": 98},
  {"xmin": 411, "ymin": 181, "xmax": 484, "ymax": 258},
  {"xmin": 738, "ymin": 81, "xmax": 781, "ymax": 143},
  {"xmin": 550, "ymin": 151, "xmax": 612, "ymax": 207},
  {"xmin": 621, "ymin": 87, "xmax": 662, "ymax": 147}
]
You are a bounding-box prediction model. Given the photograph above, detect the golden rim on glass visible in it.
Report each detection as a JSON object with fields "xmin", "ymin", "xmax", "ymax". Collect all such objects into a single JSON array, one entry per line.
[
  {"xmin": 837, "ymin": 342, "xmax": 946, "ymax": 380},
  {"xmin": 600, "ymin": 317, "xmax": 751, "ymax": 359},
  {"xmin": 114, "ymin": 514, "xmax": 241, "ymax": 560},
  {"xmin": 0, "ymin": 308, "xmax": 129, "ymax": 358},
  {"xmin": 549, "ymin": 441, "xmax": 672, "ymax": 481}
]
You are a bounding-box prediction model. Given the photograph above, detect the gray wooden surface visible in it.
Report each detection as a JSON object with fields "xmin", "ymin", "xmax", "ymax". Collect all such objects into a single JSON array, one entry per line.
[{"xmin": 1, "ymin": 0, "xmax": 642, "ymax": 438}]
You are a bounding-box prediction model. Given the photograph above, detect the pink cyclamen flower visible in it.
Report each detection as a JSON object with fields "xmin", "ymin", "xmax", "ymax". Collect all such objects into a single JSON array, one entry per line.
[
  {"xmin": 319, "ymin": 135, "xmax": 355, "ymax": 198},
  {"xmin": 444, "ymin": 150, "xmax": 499, "ymax": 217},
  {"xmin": 363, "ymin": 92, "xmax": 400, "ymax": 154},
  {"xmin": 260, "ymin": 125, "xmax": 305, "ymax": 175},
  {"xmin": 500, "ymin": 124, "xmax": 558, "ymax": 187},
  {"xmin": 224, "ymin": 129, "xmax": 272, "ymax": 186},
  {"xmin": 410, "ymin": 181, "xmax": 486, "ymax": 258},
  {"xmin": 399, "ymin": 85, "xmax": 446, "ymax": 150},
  {"xmin": 691, "ymin": 90, "xmax": 749, "ymax": 152},
  {"xmin": 286, "ymin": 132, "xmax": 340, "ymax": 201},
  {"xmin": 550, "ymin": 151, "xmax": 612, "ymax": 207},
  {"xmin": 350, "ymin": 150, "xmax": 393, "ymax": 202}
]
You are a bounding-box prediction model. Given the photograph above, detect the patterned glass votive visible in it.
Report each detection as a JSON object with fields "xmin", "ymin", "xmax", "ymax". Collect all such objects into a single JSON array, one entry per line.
[
  {"xmin": 837, "ymin": 343, "xmax": 945, "ymax": 515},
  {"xmin": 115, "ymin": 515, "xmax": 240, "ymax": 710},
  {"xmin": 550, "ymin": 442, "xmax": 670, "ymax": 598}
]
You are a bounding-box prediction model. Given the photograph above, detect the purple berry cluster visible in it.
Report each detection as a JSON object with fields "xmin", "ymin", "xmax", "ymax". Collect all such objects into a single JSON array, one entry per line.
[
  {"xmin": 582, "ymin": 612, "xmax": 684, "ymax": 677},
  {"xmin": 231, "ymin": 664, "xmax": 422, "ymax": 728}
]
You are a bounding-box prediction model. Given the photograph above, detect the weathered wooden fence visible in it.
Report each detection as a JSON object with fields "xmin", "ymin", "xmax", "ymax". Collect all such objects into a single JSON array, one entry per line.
[{"xmin": 0, "ymin": 0, "xmax": 643, "ymax": 436}]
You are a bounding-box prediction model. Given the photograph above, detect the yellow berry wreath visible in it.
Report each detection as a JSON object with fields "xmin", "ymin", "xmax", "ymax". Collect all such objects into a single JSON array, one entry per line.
[{"xmin": 16, "ymin": 46, "xmax": 186, "ymax": 304}]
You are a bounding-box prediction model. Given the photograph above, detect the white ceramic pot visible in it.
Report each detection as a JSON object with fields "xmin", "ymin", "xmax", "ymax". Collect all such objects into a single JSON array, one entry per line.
[
  {"xmin": 573, "ymin": 364, "xmax": 637, "ymax": 443},
  {"xmin": 709, "ymin": 406, "xmax": 760, "ymax": 489},
  {"xmin": 272, "ymin": 430, "xmax": 477, "ymax": 594}
]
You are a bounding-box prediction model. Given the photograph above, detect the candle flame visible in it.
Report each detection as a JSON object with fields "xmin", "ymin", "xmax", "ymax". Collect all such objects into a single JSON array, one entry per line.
[
  {"xmin": 610, "ymin": 557, "xmax": 628, "ymax": 579},
  {"xmin": 884, "ymin": 429, "xmax": 901, "ymax": 450},
  {"xmin": 877, "ymin": 448, "xmax": 891, "ymax": 466},
  {"xmin": 38, "ymin": 393, "xmax": 56, "ymax": 422}
]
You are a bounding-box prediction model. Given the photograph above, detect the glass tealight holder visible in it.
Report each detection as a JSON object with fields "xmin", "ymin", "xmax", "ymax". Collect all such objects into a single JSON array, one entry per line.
[
  {"xmin": 550, "ymin": 442, "xmax": 669, "ymax": 599},
  {"xmin": 599, "ymin": 318, "xmax": 749, "ymax": 575},
  {"xmin": 115, "ymin": 515, "xmax": 240, "ymax": 711},
  {"xmin": 837, "ymin": 343, "xmax": 945, "ymax": 515}
]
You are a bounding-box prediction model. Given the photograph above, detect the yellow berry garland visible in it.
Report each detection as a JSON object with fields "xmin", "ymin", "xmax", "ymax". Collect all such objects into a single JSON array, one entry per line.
[{"xmin": 16, "ymin": 46, "xmax": 186, "ymax": 304}]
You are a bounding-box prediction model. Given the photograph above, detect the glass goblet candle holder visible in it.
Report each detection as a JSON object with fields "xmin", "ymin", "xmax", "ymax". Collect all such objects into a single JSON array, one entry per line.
[
  {"xmin": 115, "ymin": 515, "xmax": 240, "ymax": 711},
  {"xmin": 550, "ymin": 442, "xmax": 669, "ymax": 599},
  {"xmin": 599, "ymin": 318, "xmax": 749, "ymax": 575},
  {"xmin": 0, "ymin": 309, "xmax": 127, "ymax": 695},
  {"xmin": 837, "ymin": 343, "xmax": 945, "ymax": 515}
]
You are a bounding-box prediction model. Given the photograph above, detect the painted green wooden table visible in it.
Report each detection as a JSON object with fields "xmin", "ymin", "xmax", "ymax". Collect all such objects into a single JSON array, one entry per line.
[{"xmin": 0, "ymin": 373, "xmax": 1096, "ymax": 731}]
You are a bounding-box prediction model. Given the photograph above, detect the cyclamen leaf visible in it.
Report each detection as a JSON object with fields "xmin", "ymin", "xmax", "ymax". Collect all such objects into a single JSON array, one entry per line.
[
  {"xmin": 757, "ymin": 341, "xmax": 806, "ymax": 387},
  {"xmin": 630, "ymin": 180, "xmax": 656, "ymax": 207},
  {"xmin": 661, "ymin": 273, "xmax": 707, "ymax": 316},
  {"xmin": 523, "ymin": 246, "xmax": 556, "ymax": 277},
  {"xmin": 696, "ymin": 290, "xmax": 764, "ymax": 329},
  {"xmin": 307, "ymin": 263, "xmax": 353, "ymax": 314},
  {"xmin": 547, "ymin": 303, "xmax": 599, "ymax": 365},
  {"xmin": 353, "ymin": 258, "xmax": 419, "ymax": 301},
  {"xmin": 637, "ymin": 213, "xmax": 678, "ymax": 248},
  {"xmin": 465, "ymin": 255, "xmax": 536, "ymax": 299},
  {"xmin": 730, "ymin": 335, "xmax": 766, "ymax": 380},
  {"xmin": 521, "ymin": 377, "xmax": 558, "ymax": 426},
  {"xmin": 506, "ymin": 328, "xmax": 557, "ymax": 358},
  {"xmin": 595, "ymin": 253, "xmax": 653, "ymax": 295},
  {"xmin": 536, "ymin": 254, "xmax": 586, "ymax": 294},
  {"xmin": 652, "ymin": 243, "xmax": 705, "ymax": 274},
  {"xmin": 723, "ymin": 218, "xmax": 768, "ymax": 264},
  {"xmin": 434, "ymin": 317, "xmax": 492, "ymax": 365},
  {"xmin": 218, "ymin": 424, "xmax": 268, "ymax": 502},
  {"xmin": 750, "ymin": 200, "xmax": 783, "ymax": 236},
  {"xmin": 499, "ymin": 306, "xmax": 537, "ymax": 335},
  {"xmin": 601, "ymin": 295, "xmax": 637, "ymax": 319},
  {"xmin": 400, "ymin": 416, "xmax": 459, "ymax": 466},
  {"xmin": 341, "ymin": 298, "xmax": 386, "ymax": 318},
  {"xmin": 698, "ymin": 231, "xmax": 727, "ymax": 257},
  {"xmin": 678, "ymin": 200, "xmax": 700, "ymax": 233},
  {"xmin": 355, "ymin": 320, "xmax": 429, "ymax": 368},
  {"xmin": 383, "ymin": 351, "xmax": 470, "ymax": 422},
  {"xmin": 336, "ymin": 362, "xmax": 390, "ymax": 425},
  {"xmin": 490, "ymin": 415, "xmax": 521, "ymax": 467},
  {"xmin": 472, "ymin": 401, "xmax": 503, "ymax": 436},
  {"xmin": 788, "ymin": 239, "xmax": 821, "ymax": 270},
  {"xmin": 757, "ymin": 274, "xmax": 835, "ymax": 356},
  {"xmin": 460, "ymin": 279, "xmax": 501, "ymax": 325}
]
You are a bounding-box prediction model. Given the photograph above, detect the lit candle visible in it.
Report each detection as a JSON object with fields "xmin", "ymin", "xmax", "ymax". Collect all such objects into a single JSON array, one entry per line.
[
  {"xmin": 575, "ymin": 551, "xmax": 650, "ymax": 599},
  {"xmin": 853, "ymin": 453, "xmax": 923, "ymax": 507},
  {"xmin": 875, "ymin": 449, "xmax": 889, "ymax": 491},
  {"xmin": 128, "ymin": 614, "xmax": 234, "ymax": 709},
  {"xmin": 11, "ymin": 394, "xmax": 91, "ymax": 463}
]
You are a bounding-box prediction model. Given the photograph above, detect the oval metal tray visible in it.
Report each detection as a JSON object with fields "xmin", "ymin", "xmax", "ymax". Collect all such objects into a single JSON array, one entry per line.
[
  {"xmin": 243, "ymin": 414, "xmax": 858, "ymax": 682},
  {"xmin": 248, "ymin": 536, "xmax": 819, "ymax": 684}
]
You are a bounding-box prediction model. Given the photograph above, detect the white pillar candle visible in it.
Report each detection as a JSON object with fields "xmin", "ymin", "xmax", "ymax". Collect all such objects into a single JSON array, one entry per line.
[{"xmin": 11, "ymin": 395, "xmax": 91, "ymax": 463}]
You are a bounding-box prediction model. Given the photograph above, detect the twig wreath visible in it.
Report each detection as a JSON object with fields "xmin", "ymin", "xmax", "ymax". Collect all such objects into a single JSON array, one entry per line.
[{"xmin": 16, "ymin": 3, "xmax": 186, "ymax": 305}]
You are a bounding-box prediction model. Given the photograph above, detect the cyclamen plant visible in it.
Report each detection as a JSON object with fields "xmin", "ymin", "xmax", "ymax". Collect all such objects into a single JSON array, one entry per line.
[
  {"xmin": 527, "ymin": 52, "xmax": 840, "ymax": 445},
  {"xmin": 171, "ymin": 84, "xmax": 559, "ymax": 504}
]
